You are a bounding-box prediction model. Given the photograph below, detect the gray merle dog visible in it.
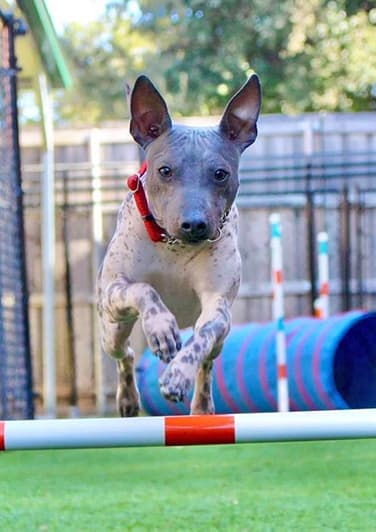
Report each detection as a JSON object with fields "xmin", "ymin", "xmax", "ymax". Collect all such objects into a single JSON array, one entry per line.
[{"xmin": 96, "ymin": 74, "xmax": 261, "ymax": 416}]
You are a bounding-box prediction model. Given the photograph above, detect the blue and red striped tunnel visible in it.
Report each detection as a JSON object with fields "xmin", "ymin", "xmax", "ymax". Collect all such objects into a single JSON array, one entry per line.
[{"xmin": 136, "ymin": 311, "xmax": 376, "ymax": 415}]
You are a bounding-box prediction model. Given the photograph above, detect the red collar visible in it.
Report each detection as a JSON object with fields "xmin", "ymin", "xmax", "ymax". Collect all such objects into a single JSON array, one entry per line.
[{"xmin": 127, "ymin": 162, "xmax": 167, "ymax": 243}]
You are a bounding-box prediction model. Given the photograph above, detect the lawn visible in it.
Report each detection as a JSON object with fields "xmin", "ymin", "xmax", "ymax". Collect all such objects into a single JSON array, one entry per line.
[{"xmin": 1, "ymin": 439, "xmax": 375, "ymax": 531}]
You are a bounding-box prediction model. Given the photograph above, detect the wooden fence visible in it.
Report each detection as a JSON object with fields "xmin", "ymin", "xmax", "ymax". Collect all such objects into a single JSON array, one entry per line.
[{"xmin": 20, "ymin": 111, "xmax": 376, "ymax": 413}]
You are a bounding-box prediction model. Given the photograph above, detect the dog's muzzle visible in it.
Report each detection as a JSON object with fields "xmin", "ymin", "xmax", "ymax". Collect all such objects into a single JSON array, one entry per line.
[{"xmin": 161, "ymin": 209, "xmax": 230, "ymax": 248}]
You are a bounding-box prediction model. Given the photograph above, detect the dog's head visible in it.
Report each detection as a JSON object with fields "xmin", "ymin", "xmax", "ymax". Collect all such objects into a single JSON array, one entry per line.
[{"xmin": 128, "ymin": 74, "xmax": 261, "ymax": 244}]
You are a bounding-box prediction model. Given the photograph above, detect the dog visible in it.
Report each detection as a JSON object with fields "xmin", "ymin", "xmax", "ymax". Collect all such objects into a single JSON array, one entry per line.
[{"xmin": 96, "ymin": 74, "xmax": 261, "ymax": 416}]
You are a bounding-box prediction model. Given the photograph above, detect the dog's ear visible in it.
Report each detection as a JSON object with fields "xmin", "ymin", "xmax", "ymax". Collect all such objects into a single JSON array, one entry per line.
[
  {"xmin": 219, "ymin": 74, "xmax": 261, "ymax": 152},
  {"xmin": 129, "ymin": 75, "xmax": 172, "ymax": 148}
]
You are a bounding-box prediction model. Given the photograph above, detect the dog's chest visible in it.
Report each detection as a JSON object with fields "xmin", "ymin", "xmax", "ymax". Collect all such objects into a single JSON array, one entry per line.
[
  {"xmin": 136, "ymin": 248, "xmax": 202, "ymax": 327},
  {"xmin": 149, "ymin": 269, "xmax": 201, "ymax": 328}
]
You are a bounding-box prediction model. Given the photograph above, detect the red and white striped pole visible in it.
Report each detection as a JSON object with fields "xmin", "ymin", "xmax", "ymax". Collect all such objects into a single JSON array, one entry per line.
[
  {"xmin": 269, "ymin": 213, "xmax": 289, "ymax": 412},
  {"xmin": 315, "ymin": 232, "xmax": 330, "ymax": 319},
  {"xmin": 1, "ymin": 410, "xmax": 376, "ymax": 450}
]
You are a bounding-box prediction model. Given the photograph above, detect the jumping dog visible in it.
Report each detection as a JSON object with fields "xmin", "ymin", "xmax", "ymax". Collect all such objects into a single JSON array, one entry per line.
[{"xmin": 96, "ymin": 74, "xmax": 261, "ymax": 415}]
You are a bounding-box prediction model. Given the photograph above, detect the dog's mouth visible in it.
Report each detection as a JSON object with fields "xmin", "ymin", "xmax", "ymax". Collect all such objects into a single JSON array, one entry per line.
[
  {"xmin": 181, "ymin": 227, "xmax": 223, "ymax": 245},
  {"xmin": 177, "ymin": 224, "xmax": 212, "ymax": 244},
  {"xmin": 160, "ymin": 210, "xmax": 229, "ymax": 247}
]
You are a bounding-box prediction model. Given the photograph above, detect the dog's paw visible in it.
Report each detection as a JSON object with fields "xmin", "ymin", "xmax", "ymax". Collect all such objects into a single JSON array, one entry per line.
[
  {"xmin": 116, "ymin": 385, "xmax": 140, "ymax": 417},
  {"xmin": 118, "ymin": 401, "xmax": 140, "ymax": 417},
  {"xmin": 142, "ymin": 309, "xmax": 182, "ymax": 363},
  {"xmin": 159, "ymin": 361, "xmax": 194, "ymax": 403}
]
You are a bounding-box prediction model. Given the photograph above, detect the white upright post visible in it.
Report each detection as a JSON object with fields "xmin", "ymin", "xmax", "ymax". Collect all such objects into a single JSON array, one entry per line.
[
  {"xmin": 303, "ymin": 120, "xmax": 314, "ymax": 157},
  {"xmin": 89, "ymin": 129, "xmax": 106, "ymax": 415},
  {"xmin": 38, "ymin": 73, "xmax": 56, "ymax": 418},
  {"xmin": 269, "ymin": 213, "xmax": 289, "ymax": 412},
  {"xmin": 316, "ymin": 232, "xmax": 330, "ymax": 319}
]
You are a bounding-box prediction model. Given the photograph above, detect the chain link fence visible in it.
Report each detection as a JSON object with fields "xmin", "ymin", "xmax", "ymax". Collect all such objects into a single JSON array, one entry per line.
[{"xmin": 0, "ymin": 12, "xmax": 33, "ymax": 419}]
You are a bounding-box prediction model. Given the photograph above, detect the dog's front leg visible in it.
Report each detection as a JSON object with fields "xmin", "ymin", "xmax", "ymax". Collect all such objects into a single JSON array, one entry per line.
[
  {"xmin": 159, "ymin": 294, "xmax": 231, "ymax": 413},
  {"xmin": 100, "ymin": 276, "xmax": 182, "ymax": 416},
  {"xmin": 103, "ymin": 276, "xmax": 182, "ymax": 364}
]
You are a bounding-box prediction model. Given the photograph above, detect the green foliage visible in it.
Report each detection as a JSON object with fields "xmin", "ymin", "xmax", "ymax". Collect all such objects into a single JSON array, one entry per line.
[
  {"xmin": 282, "ymin": 0, "xmax": 376, "ymax": 113},
  {"xmin": 55, "ymin": 12, "xmax": 156, "ymax": 122},
  {"xmin": 56, "ymin": 0, "xmax": 376, "ymax": 122},
  {"xmin": 133, "ymin": 0, "xmax": 295, "ymax": 115}
]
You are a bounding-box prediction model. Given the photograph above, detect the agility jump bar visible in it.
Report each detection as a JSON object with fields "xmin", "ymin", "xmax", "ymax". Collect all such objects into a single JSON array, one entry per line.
[{"xmin": 1, "ymin": 409, "xmax": 375, "ymax": 451}]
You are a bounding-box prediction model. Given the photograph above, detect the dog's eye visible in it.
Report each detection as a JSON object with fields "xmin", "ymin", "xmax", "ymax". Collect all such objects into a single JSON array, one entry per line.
[
  {"xmin": 158, "ymin": 166, "xmax": 172, "ymax": 179},
  {"xmin": 214, "ymin": 168, "xmax": 229, "ymax": 182}
]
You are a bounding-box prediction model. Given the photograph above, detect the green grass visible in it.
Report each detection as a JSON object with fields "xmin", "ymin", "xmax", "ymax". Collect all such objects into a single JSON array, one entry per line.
[{"xmin": 1, "ymin": 440, "xmax": 375, "ymax": 531}]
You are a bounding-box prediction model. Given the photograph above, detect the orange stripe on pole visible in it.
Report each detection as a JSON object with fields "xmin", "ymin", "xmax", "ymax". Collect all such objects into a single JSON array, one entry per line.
[
  {"xmin": 314, "ymin": 307, "xmax": 323, "ymax": 319},
  {"xmin": 274, "ymin": 270, "xmax": 283, "ymax": 284},
  {"xmin": 165, "ymin": 415, "xmax": 235, "ymax": 446},
  {"xmin": 320, "ymin": 282, "xmax": 329, "ymax": 296},
  {"xmin": 0, "ymin": 422, "xmax": 5, "ymax": 451},
  {"xmin": 278, "ymin": 364, "xmax": 287, "ymax": 379}
]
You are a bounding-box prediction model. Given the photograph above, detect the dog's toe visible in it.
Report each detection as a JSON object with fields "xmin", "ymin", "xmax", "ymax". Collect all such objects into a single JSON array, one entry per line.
[
  {"xmin": 159, "ymin": 364, "xmax": 192, "ymax": 403},
  {"xmin": 155, "ymin": 349, "xmax": 174, "ymax": 364},
  {"xmin": 116, "ymin": 387, "xmax": 140, "ymax": 417},
  {"xmin": 159, "ymin": 386, "xmax": 183, "ymax": 403},
  {"xmin": 153, "ymin": 331, "xmax": 181, "ymax": 363},
  {"xmin": 142, "ymin": 310, "xmax": 182, "ymax": 364},
  {"xmin": 118, "ymin": 402, "xmax": 140, "ymax": 417}
]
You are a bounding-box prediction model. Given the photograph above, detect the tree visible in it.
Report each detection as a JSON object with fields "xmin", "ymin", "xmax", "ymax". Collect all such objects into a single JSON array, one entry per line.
[
  {"xmin": 123, "ymin": 0, "xmax": 296, "ymax": 115},
  {"xmin": 55, "ymin": 12, "xmax": 156, "ymax": 123},
  {"xmin": 55, "ymin": 0, "xmax": 376, "ymax": 122},
  {"xmin": 282, "ymin": 0, "xmax": 376, "ymax": 112}
]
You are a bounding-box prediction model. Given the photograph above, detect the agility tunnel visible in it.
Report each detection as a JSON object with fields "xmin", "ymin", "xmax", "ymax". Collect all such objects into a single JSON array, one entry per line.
[{"xmin": 136, "ymin": 310, "xmax": 376, "ymax": 415}]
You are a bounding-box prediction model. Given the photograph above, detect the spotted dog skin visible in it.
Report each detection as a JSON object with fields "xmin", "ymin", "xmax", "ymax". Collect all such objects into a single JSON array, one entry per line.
[{"xmin": 97, "ymin": 74, "xmax": 261, "ymax": 416}]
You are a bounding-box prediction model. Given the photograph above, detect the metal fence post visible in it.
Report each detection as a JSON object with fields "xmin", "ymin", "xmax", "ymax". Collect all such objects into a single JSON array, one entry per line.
[
  {"xmin": 305, "ymin": 163, "xmax": 318, "ymax": 315},
  {"xmin": 339, "ymin": 185, "xmax": 352, "ymax": 311}
]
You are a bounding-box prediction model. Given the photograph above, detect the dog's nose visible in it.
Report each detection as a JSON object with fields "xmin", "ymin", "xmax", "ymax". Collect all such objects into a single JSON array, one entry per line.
[{"xmin": 180, "ymin": 217, "xmax": 210, "ymax": 242}]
